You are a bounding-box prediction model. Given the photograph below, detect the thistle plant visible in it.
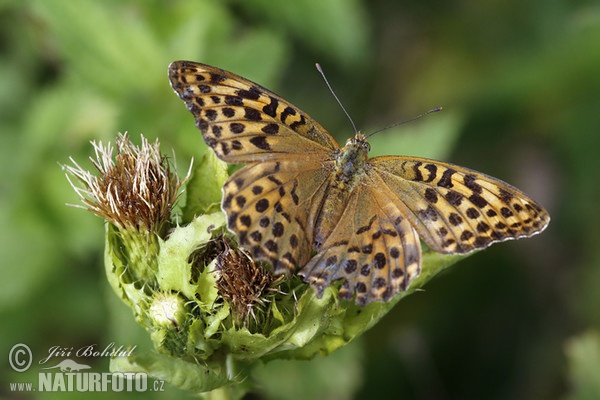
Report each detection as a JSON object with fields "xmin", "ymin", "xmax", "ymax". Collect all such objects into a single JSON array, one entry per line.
[{"xmin": 64, "ymin": 133, "xmax": 467, "ymax": 396}]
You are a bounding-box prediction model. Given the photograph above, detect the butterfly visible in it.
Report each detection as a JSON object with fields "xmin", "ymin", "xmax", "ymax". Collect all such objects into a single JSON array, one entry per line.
[{"xmin": 168, "ymin": 61, "xmax": 550, "ymax": 306}]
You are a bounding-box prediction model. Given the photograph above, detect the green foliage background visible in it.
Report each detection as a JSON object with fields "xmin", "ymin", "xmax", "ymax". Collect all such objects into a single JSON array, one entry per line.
[{"xmin": 1, "ymin": 0, "xmax": 599, "ymax": 399}]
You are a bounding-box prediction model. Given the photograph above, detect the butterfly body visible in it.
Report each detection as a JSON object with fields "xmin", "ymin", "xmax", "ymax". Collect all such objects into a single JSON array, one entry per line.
[
  {"xmin": 169, "ymin": 61, "xmax": 550, "ymax": 305},
  {"xmin": 336, "ymin": 134, "xmax": 370, "ymax": 183},
  {"xmin": 314, "ymin": 133, "xmax": 371, "ymax": 246}
]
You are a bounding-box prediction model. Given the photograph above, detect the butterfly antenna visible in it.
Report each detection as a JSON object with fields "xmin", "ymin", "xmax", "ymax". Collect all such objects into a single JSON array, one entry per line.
[
  {"xmin": 365, "ymin": 106, "xmax": 443, "ymax": 139},
  {"xmin": 315, "ymin": 63, "xmax": 359, "ymax": 135}
]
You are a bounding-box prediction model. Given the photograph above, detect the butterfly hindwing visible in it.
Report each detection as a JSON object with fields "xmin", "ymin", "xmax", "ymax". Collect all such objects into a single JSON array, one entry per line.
[
  {"xmin": 169, "ymin": 61, "xmax": 340, "ymax": 163},
  {"xmin": 223, "ymin": 158, "xmax": 332, "ymax": 275},
  {"xmin": 370, "ymin": 156, "xmax": 550, "ymax": 254},
  {"xmin": 299, "ymin": 179, "xmax": 422, "ymax": 305}
]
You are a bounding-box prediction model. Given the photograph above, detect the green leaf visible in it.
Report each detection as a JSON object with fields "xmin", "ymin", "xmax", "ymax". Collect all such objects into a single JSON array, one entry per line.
[
  {"xmin": 182, "ymin": 149, "xmax": 229, "ymax": 222},
  {"xmin": 155, "ymin": 212, "xmax": 226, "ymax": 300}
]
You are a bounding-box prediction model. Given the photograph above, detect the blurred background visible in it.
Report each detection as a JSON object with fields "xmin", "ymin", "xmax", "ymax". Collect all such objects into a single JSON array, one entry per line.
[{"xmin": 1, "ymin": 1, "xmax": 599, "ymax": 399}]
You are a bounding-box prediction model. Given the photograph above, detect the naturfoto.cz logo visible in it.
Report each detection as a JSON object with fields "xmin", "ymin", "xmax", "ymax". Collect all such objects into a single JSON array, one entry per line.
[{"xmin": 7, "ymin": 343, "xmax": 164, "ymax": 393}]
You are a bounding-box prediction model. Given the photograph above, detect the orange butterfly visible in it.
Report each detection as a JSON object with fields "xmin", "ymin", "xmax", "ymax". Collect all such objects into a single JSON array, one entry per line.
[{"xmin": 169, "ymin": 61, "xmax": 550, "ymax": 305}]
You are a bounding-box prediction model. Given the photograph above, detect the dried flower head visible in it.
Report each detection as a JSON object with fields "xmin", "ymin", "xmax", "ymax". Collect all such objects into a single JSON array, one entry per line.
[
  {"xmin": 63, "ymin": 133, "xmax": 183, "ymax": 234},
  {"xmin": 213, "ymin": 238, "xmax": 284, "ymax": 327}
]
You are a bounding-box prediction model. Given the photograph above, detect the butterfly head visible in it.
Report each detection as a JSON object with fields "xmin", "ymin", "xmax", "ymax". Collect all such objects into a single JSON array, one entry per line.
[{"xmin": 344, "ymin": 132, "xmax": 371, "ymax": 152}]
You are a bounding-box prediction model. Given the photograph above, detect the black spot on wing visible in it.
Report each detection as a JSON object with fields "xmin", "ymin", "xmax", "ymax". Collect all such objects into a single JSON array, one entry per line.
[
  {"xmin": 259, "ymin": 217, "xmax": 270, "ymax": 227},
  {"xmin": 464, "ymin": 174, "xmax": 482, "ymax": 193},
  {"xmin": 209, "ymin": 73, "xmax": 226, "ymax": 83},
  {"xmin": 244, "ymin": 107, "xmax": 262, "ymax": 121},
  {"xmin": 249, "ymin": 136, "xmax": 271, "ymax": 151},
  {"xmin": 438, "ymin": 168, "xmax": 456, "ymax": 188},
  {"xmin": 236, "ymin": 86, "xmax": 261, "ymax": 100},
  {"xmin": 424, "ymin": 164, "xmax": 437, "ymax": 182},
  {"xmin": 205, "ymin": 109, "xmax": 217, "ymax": 121},
  {"xmin": 466, "ymin": 208, "xmax": 480, "ymax": 219},
  {"xmin": 230, "ymin": 123, "xmax": 245, "ymax": 134},
  {"xmin": 263, "ymin": 96, "xmax": 278, "ymax": 118},
  {"xmin": 272, "ymin": 222, "xmax": 284, "ymax": 237},
  {"xmin": 424, "ymin": 188, "xmax": 438, "ymax": 204},
  {"xmin": 239, "ymin": 214, "xmax": 251, "ymax": 227},
  {"xmin": 231, "ymin": 140, "xmax": 242, "ymax": 150},
  {"xmin": 267, "ymin": 175, "xmax": 282, "ymax": 186},
  {"xmin": 412, "ymin": 162, "xmax": 423, "ymax": 181},
  {"xmin": 289, "ymin": 114, "xmax": 306, "ymax": 130},
  {"xmin": 449, "ymin": 213, "xmax": 463, "ymax": 226},
  {"xmin": 417, "ymin": 205, "xmax": 438, "ymax": 221},
  {"xmin": 225, "ymin": 95, "xmax": 243, "ymax": 106},
  {"xmin": 280, "ymin": 106, "xmax": 296, "ymax": 123},
  {"xmin": 344, "ymin": 260, "xmax": 357, "ymax": 273},
  {"xmin": 445, "ymin": 190, "xmax": 463, "ymax": 206},
  {"xmin": 262, "ymin": 123, "xmax": 279, "ymax": 135},
  {"xmin": 356, "ymin": 215, "xmax": 377, "ymax": 235},
  {"xmin": 469, "ymin": 193, "xmax": 488, "ymax": 208},
  {"xmin": 255, "ymin": 198, "xmax": 269, "ymax": 213},
  {"xmin": 290, "ymin": 180, "xmax": 300, "ymax": 205}
]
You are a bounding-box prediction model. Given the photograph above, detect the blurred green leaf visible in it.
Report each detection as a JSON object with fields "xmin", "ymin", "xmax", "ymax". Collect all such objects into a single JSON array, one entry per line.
[
  {"xmin": 231, "ymin": 0, "xmax": 370, "ymax": 67},
  {"xmin": 369, "ymin": 109, "xmax": 465, "ymax": 160},
  {"xmin": 565, "ymin": 331, "xmax": 600, "ymax": 400},
  {"xmin": 252, "ymin": 342, "xmax": 363, "ymax": 400},
  {"xmin": 31, "ymin": 0, "xmax": 164, "ymax": 96}
]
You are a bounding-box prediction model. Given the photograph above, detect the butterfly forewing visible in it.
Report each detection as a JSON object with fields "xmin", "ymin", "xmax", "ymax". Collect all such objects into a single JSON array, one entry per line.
[
  {"xmin": 370, "ymin": 156, "xmax": 550, "ymax": 254},
  {"xmin": 169, "ymin": 61, "xmax": 340, "ymax": 163}
]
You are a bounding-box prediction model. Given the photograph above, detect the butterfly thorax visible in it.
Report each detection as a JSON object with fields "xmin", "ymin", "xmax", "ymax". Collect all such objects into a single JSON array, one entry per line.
[{"xmin": 335, "ymin": 133, "xmax": 371, "ymax": 185}]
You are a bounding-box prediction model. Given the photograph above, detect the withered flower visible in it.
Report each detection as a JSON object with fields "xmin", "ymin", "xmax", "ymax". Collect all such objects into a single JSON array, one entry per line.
[
  {"xmin": 214, "ymin": 238, "xmax": 284, "ymax": 328},
  {"xmin": 64, "ymin": 132, "xmax": 182, "ymax": 235}
]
